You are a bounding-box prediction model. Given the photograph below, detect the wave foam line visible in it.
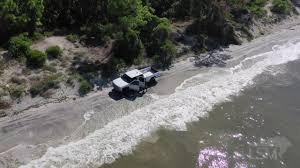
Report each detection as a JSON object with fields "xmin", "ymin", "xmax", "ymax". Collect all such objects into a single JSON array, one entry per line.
[{"xmin": 21, "ymin": 42, "xmax": 300, "ymax": 168}]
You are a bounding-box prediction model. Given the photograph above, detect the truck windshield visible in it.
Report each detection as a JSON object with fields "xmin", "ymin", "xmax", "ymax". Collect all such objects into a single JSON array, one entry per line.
[{"xmin": 121, "ymin": 74, "xmax": 134, "ymax": 83}]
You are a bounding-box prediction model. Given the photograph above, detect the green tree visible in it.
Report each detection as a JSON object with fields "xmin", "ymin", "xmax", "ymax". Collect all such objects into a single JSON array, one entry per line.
[
  {"xmin": 0, "ymin": 0, "xmax": 44, "ymax": 43},
  {"xmin": 108, "ymin": 0, "xmax": 140, "ymax": 21},
  {"xmin": 114, "ymin": 29, "xmax": 144, "ymax": 65}
]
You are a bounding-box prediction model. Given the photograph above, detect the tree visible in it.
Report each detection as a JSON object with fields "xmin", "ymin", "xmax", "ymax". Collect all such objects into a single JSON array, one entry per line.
[
  {"xmin": 0, "ymin": 0, "xmax": 44, "ymax": 43},
  {"xmin": 114, "ymin": 29, "xmax": 144, "ymax": 65},
  {"xmin": 107, "ymin": 0, "xmax": 140, "ymax": 21},
  {"xmin": 153, "ymin": 40, "xmax": 176, "ymax": 68}
]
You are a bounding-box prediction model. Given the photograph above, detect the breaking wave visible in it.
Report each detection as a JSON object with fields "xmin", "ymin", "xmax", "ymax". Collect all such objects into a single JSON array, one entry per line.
[{"xmin": 21, "ymin": 41, "xmax": 300, "ymax": 168}]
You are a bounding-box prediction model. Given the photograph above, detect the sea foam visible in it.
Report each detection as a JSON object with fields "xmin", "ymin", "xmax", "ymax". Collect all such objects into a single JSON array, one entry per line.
[{"xmin": 21, "ymin": 41, "xmax": 300, "ymax": 168}]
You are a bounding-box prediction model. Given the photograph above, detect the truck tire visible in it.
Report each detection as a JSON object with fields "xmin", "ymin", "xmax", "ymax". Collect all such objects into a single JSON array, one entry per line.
[
  {"xmin": 123, "ymin": 87, "xmax": 133, "ymax": 97},
  {"xmin": 149, "ymin": 77, "xmax": 156, "ymax": 84},
  {"xmin": 123, "ymin": 87, "xmax": 130, "ymax": 93}
]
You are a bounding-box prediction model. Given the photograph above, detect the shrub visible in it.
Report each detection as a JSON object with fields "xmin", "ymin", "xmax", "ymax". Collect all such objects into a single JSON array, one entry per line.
[
  {"xmin": 42, "ymin": 64, "xmax": 57, "ymax": 73},
  {"xmin": 26, "ymin": 49, "xmax": 47, "ymax": 68},
  {"xmin": 7, "ymin": 34, "xmax": 32, "ymax": 58},
  {"xmin": 79, "ymin": 80, "xmax": 92, "ymax": 96},
  {"xmin": 0, "ymin": 100, "xmax": 11, "ymax": 110},
  {"xmin": 44, "ymin": 31, "xmax": 54, "ymax": 37},
  {"xmin": 9, "ymin": 85, "xmax": 26, "ymax": 99},
  {"xmin": 32, "ymin": 32, "xmax": 44, "ymax": 41},
  {"xmin": 10, "ymin": 77, "xmax": 26, "ymax": 85},
  {"xmin": 46, "ymin": 45, "xmax": 63, "ymax": 58},
  {"xmin": 272, "ymin": 0, "xmax": 290, "ymax": 14},
  {"xmin": 66, "ymin": 34, "xmax": 79, "ymax": 43},
  {"xmin": 111, "ymin": 57, "xmax": 126, "ymax": 71},
  {"xmin": 153, "ymin": 40, "xmax": 176, "ymax": 69},
  {"xmin": 29, "ymin": 75, "xmax": 60, "ymax": 97},
  {"xmin": 247, "ymin": 0, "xmax": 268, "ymax": 17}
]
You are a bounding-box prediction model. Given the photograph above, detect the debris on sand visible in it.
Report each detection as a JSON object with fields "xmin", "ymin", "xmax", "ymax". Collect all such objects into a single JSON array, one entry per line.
[{"xmin": 194, "ymin": 51, "xmax": 232, "ymax": 67}]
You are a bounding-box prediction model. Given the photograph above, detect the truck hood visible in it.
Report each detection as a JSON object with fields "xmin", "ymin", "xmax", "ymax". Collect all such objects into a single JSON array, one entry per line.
[{"xmin": 112, "ymin": 78, "xmax": 129, "ymax": 88}]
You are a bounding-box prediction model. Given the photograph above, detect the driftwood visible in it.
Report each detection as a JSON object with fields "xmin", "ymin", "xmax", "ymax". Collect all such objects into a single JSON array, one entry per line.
[{"xmin": 194, "ymin": 52, "xmax": 231, "ymax": 67}]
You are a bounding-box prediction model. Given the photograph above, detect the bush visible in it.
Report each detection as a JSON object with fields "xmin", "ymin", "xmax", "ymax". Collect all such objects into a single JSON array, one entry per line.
[
  {"xmin": 66, "ymin": 34, "xmax": 79, "ymax": 43},
  {"xmin": 46, "ymin": 45, "xmax": 63, "ymax": 58},
  {"xmin": 247, "ymin": 0, "xmax": 268, "ymax": 17},
  {"xmin": 79, "ymin": 80, "xmax": 92, "ymax": 96},
  {"xmin": 9, "ymin": 85, "xmax": 26, "ymax": 99},
  {"xmin": 44, "ymin": 31, "xmax": 54, "ymax": 37},
  {"xmin": 42, "ymin": 64, "xmax": 57, "ymax": 73},
  {"xmin": 153, "ymin": 40, "xmax": 176, "ymax": 69},
  {"xmin": 32, "ymin": 32, "xmax": 44, "ymax": 41},
  {"xmin": 7, "ymin": 34, "xmax": 32, "ymax": 58},
  {"xmin": 272, "ymin": 0, "xmax": 290, "ymax": 14},
  {"xmin": 27, "ymin": 49, "xmax": 47, "ymax": 68},
  {"xmin": 29, "ymin": 75, "xmax": 60, "ymax": 97}
]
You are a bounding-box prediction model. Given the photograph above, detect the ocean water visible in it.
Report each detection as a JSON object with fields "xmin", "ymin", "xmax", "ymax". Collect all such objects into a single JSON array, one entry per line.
[{"xmin": 20, "ymin": 41, "xmax": 300, "ymax": 168}]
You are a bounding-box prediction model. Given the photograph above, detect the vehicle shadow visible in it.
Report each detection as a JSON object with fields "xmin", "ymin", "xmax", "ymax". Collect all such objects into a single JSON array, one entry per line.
[
  {"xmin": 108, "ymin": 90, "xmax": 146, "ymax": 101},
  {"xmin": 108, "ymin": 80, "xmax": 158, "ymax": 101}
]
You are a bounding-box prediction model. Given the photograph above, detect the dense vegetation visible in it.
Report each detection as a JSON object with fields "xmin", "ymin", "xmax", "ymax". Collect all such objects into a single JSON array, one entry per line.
[{"xmin": 1, "ymin": 0, "xmax": 292, "ymax": 67}]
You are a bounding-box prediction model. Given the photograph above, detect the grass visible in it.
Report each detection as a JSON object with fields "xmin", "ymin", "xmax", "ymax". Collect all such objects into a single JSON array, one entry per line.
[
  {"xmin": 44, "ymin": 31, "xmax": 54, "ymax": 37},
  {"xmin": 68, "ymin": 73, "xmax": 93, "ymax": 95},
  {"xmin": 79, "ymin": 79, "xmax": 92, "ymax": 96},
  {"xmin": 9, "ymin": 85, "xmax": 26, "ymax": 99},
  {"xmin": 0, "ymin": 59, "xmax": 5, "ymax": 75},
  {"xmin": 42, "ymin": 64, "xmax": 57, "ymax": 73},
  {"xmin": 247, "ymin": 0, "xmax": 268, "ymax": 17},
  {"xmin": 10, "ymin": 77, "xmax": 26, "ymax": 85},
  {"xmin": 29, "ymin": 74, "xmax": 61, "ymax": 97}
]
